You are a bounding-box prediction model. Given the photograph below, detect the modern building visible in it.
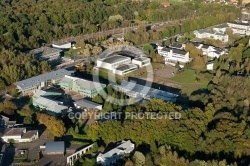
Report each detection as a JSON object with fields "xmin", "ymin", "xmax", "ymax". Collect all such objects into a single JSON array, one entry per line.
[
  {"xmin": 193, "ymin": 29, "xmax": 229, "ymax": 42},
  {"xmin": 132, "ymin": 57, "xmax": 151, "ymax": 67},
  {"xmin": 32, "ymin": 90, "xmax": 70, "ymax": 115},
  {"xmin": 96, "ymin": 140, "xmax": 135, "ymax": 166},
  {"xmin": 74, "ymin": 99, "xmax": 103, "ymax": 111},
  {"xmin": 157, "ymin": 46, "xmax": 191, "ymax": 68},
  {"xmin": 45, "ymin": 141, "xmax": 65, "ymax": 155},
  {"xmin": 59, "ymin": 76, "xmax": 106, "ymax": 97},
  {"xmin": 96, "ymin": 54, "xmax": 132, "ymax": 70},
  {"xmin": 0, "ymin": 128, "xmax": 38, "ymax": 143},
  {"xmin": 52, "ymin": 42, "xmax": 71, "ymax": 50},
  {"xmin": 213, "ymin": 24, "xmax": 229, "ymax": 33},
  {"xmin": 25, "ymin": 47, "xmax": 62, "ymax": 63},
  {"xmin": 112, "ymin": 80, "xmax": 178, "ymax": 102},
  {"xmin": 112, "ymin": 64, "xmax": 138, "ymax": 76},
  {"xmin": 15, "ymin": 69, "xmax": 74, "ymax": 95}
]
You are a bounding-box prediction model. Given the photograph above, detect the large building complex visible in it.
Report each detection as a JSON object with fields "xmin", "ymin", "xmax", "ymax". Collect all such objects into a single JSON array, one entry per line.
[
  {"xmin": 59, "ymin": 75, "xmax": 106, "ymax": 97},
  {"xmin": 96, "ymin": 140, "xmax": 135, "ymax": 165},
  {"xmin": 97, "ymin": 54, "xmax": 131, "ymax": 70},
  {"xmin": 15, "ymin": 69, "xmax": 74, "ymax": 95},
  {"xmin": 213, "ymin": 21, "xmax": 250, "ymax": 35},
  {"xmin": 25, "ymin": 47, "xmax": 62, "ymax": 63}
]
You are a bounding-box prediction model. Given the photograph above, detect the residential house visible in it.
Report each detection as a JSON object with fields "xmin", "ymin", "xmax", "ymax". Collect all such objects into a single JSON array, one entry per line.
[
  {"xmin": 0, "ymin": 128, "xmax": 38, "ymax": 143},
  {"xmin": 157, "ymin": 46, "xmax": 191, "ymax": 68},
  {"xmin": 96, "ymin": 140, "xmax": 135, "ymax": 166},
  {"xmin": 59, "ymin": 76, "xmax": 106, "ymax": 97},
  {"xmin": 15, "ymin": 69, "xmax": 74, "ymax": 95},
  {"xmin": 32, "ymin": 90, "xmax": 70, "ymax": 116},
  {"xmin": 0, "ymin": 115, "xmax": 17, "ymax": 128}
]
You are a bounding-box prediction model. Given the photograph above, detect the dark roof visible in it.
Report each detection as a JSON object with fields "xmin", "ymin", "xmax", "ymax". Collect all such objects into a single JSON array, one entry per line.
[
  {"xmin": 102, "ymin": 55, "xmax": 130, "ymax": 64},
  {"xmin": 214, "ymin": 24, "xmax": 229, "ymax": 28},
  {"xmin": 229, "ymin": 21, "xmax": 249, "ymax": 26},
  {"xmin": 74, "ymin": 99, "xmax": 102, "ymax": 109},
  {"xmin": 0, "ymin": 128, "xmax": 5, "ymax": 137},
  {"xmin": 169, "ymin": 43, "xmax": 183, "ymax": 49},
  {"xmin": 22, "ymin": 130, "xmax": 38, "ymax": 139},
  {"xmin": 189, "ymin": 42, "xmax": 201, "ymax": 47},
  {"xmin": 45, "ymin": 141, "xmax": 65, "ymax": 153},
  {"xmin": 207, "ymin": 60, "xmax": 215, "ymax": 64},
  {"xmin": 115, "ymin": 64, "xmax": 138, "ymax": 71},
  {"xmin": 201, "ymin": 45, "xmax": 210, "ymax": 49},
  {"xmin": 162, "ymin": 47, "xmax": 187, "ymax": 55}
]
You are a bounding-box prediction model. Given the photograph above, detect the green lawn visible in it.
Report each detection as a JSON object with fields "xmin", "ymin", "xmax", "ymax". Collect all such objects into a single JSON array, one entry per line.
[{"xmin": 170, "ymin": 69, "xmax": 209, "ymax": 96}]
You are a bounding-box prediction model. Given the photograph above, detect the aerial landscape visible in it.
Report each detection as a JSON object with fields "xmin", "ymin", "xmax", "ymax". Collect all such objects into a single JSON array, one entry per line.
[{"xmin": 0, "ymin": 0, "xmax": 250, "ymax": 165}]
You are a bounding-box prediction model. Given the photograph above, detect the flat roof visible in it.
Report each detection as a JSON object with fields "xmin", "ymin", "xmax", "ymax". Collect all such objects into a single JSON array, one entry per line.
[
  {"xmin": 26, "ymin": 47, "xmax": 62, "ymax": 55},
  {"xmin": 45, "ymin": 141, "xmax": 65, "ymax": 153},
  {"xmin": 115, "ymin": 64, "xmax": 138, "ymax": 71},
  {"xmin": 102, "ymin": 55, "xmax": 131, "ymax": 64},
  {"xmin": 74, "ymin": 99, "xmax": 102, "ymax": 109},
  {"xmin": 162, "ymin": 47, "xmax": 187, "ymax": 55},
  {"xmin": 15, "ymin": 69, "xmax": 74, "ymax": 89},
  {"xmin": 52, "ymin": 42, "xmax": 71, "ymax": 46},
  {"xmin": 76, "ymin": 79, "xmax": 105, "ymax": 90},
  {"xmin": 133, "ymin": 57, "xmax": 150, "ymax": 62}
]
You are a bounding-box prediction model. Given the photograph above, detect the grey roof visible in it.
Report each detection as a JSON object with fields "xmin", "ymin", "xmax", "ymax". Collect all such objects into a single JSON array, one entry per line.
[
  {"xmin": 196, "ymin": 29, "xmax": 213, "ymax": 34},
  {"xmin": 214, "ymin": 24, "xmax": 229, "ymax": 28},
  {"xmin": 25, "ymin": 47, "xmax": 62, "ymax": 57},
  {"xmin": 115, "ymin": 64, "xmax": 138, "ymax": 71},
  {"xmin": 76, "ymin": 79, "xmax": 105, "ymax": 90},
  {"xmin": 74, "ymin": 99, "xmax": 102, "ymax": 108},
  {"xmin": 45, "ymin": 141, "xmax": 65, "ymax": 153},
  {"xmin": 15, "ymin": 69, "xmax": 74, "ymax": 89},
  {"xmin": 102, "ymin": 55, "xmax": 131, "ymax": 64},
  {"xmin": 215, "ymin": 32, "xmax": 227, "ymax": 36},
  {"xmin": 228, "ymin": 21, "xmax": 249, "ymax": 26}
]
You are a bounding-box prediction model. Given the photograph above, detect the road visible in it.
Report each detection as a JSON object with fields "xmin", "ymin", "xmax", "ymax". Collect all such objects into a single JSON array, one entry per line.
[{"xmin": 49, "ymin": 19, "xmax": 186, "ymax": 45}]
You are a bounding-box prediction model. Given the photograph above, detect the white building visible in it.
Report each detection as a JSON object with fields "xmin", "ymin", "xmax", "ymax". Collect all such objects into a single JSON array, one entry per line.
[
  {"xmin": 97, "ymin": 54, "xmax": 131, "ymax": 70},
  {"xmin": 227, "ymin": 22, "xmax": 250, "ymax": 30},
  {"xmin": 112, "ymin": 64, "xmax": 138, "ymax": 76},
  {"xmin": 193, "ymin": 29, "xmax": 229, "ymax": 42},
  {"xmin": 131, "ymin": 57, "xmax": 151, "ymax": 67},
  {"xmin": 189, "ymin": 42, "xmax": 226, "ymax": 58},
  {"xmin": 157, "ymin": 46, "xmax": 191, "ymax": 68},
  {"xmin": 1, "ymin": 128, "xmax": 38, "ymax": 143},
  {"xmin": 96, "ymin": 140, "xmax": 135, "ymax": 166},
  {"xmin": 52, "ymin": 42, "xmax": 71, "ymax": 50},
  {"xmin": 207, "ymin": 60, "xmax": 214, "ymax": 70}
]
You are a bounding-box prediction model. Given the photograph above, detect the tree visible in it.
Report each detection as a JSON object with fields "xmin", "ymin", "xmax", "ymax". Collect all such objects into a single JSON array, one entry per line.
[
  {"xmin": 24, "ymin": 116, "xmax": 33, "ymax": 124},
  {"xmin": 132, "ymin": 151, "xmax": 145, "ymax": 166},
  {"xmin": 92, "ymin": 95, "xmax": 104, "ymax": 104},
  {"xmin": 8, "ymin": 139, "xmax": 15, "ymax": 144},
  {"xmin": 38, "ymin": 113, "xmax": 66, "ymax": 137},
  {"xmin": 75, "ymin": 125, "xmax": 79, "ymax": 134},
  {"xmin": 0, "ymin": 100, "xmax": 17, "ymax": 115}
]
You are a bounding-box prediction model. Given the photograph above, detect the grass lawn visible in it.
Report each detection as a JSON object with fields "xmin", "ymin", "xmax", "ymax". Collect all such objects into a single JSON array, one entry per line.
[{"xmin": 170, "ymin": 69, "xmax": 209, "ymax": 96}]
